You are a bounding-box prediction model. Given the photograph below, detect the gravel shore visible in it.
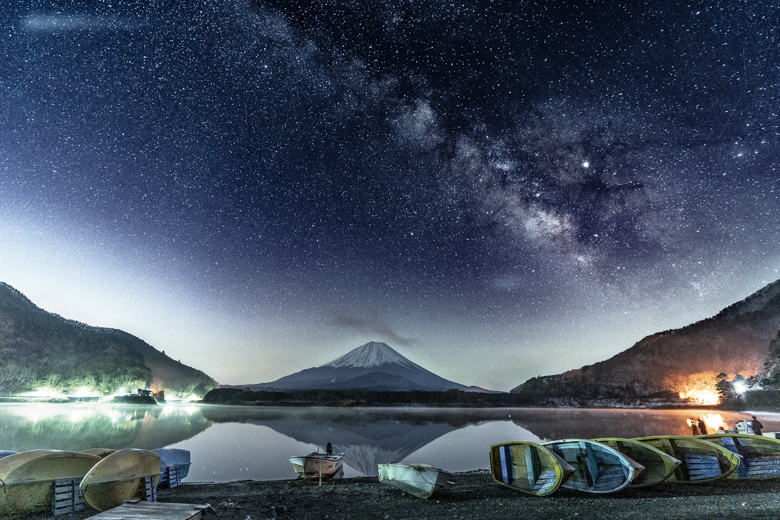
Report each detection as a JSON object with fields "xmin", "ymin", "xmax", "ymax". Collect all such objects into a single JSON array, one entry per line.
[
  {"xmin": 152, "ymin": 470, "xmax": 780, "ymax": 520},
  {"xmin": 15, "ymin": 470, "xmax": 780, "ymax": 520}
]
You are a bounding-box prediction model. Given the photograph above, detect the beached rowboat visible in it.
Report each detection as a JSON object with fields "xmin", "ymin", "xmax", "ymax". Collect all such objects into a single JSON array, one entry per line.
[
  {"xmin": 594, "ymin": 438, "xmax": 681, "ymax": 487},
  {"xmin": 79, "ymin": 448, "xmax": 162, "ymax": 511},
  {"xmin": 289, "ymin": 445, "xmax": 344, "ymax": 480},
  {"xmin": 0, "ymin": 450, "xmax": 101, "ymax": 515},
  {"xmin": 698, "ymin": 434, "xmax": 780, "ymax": 479},
  {"xmin": 378, "ymin": 463, "xmax": 454, "ymax": 498},
  {"xmin": 489, "ymin": 441, "xmax": 574, "ymax": 496},
  {"xmin": 543, "ymin": 439, "xmax": 644, "ymax": 493},
  {"xmin": 153, "ymin": 448, "xmax": 191, "ymax": 487},
  {"xmin": 634, "ymin": 436, "xmax": 740, "ymax": 483}
]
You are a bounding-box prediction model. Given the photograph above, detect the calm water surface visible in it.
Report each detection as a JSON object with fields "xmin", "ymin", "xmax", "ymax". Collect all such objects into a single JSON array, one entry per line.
[{"xmin": 1, "ymin": 403, "xmax": 777, "ymax": 483}]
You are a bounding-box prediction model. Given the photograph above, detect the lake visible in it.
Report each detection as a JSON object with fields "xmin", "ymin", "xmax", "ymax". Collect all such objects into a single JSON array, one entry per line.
[{"xmin": 1, "ymin": 403, "xmax": 777, "ymax": 483}]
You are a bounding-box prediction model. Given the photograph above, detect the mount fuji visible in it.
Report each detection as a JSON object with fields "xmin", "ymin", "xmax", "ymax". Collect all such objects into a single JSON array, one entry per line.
[{"xmin": 249, "ymin": 342, "xmax": 474, "ymax": 392}]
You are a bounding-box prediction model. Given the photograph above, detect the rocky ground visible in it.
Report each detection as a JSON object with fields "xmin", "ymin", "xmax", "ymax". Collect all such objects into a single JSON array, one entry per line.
[
  {"xmin": 16, "ymin": 470, "xmax": 780, "ymax": 520},
  {"xmin": 158, "ymin": 471, "xmax": 780, "ymax": 520}
]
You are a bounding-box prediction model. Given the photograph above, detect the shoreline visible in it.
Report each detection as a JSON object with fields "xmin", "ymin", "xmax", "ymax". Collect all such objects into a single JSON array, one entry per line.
[
  {"xmin": 46, "ymin": 470, "xmax": 780, "ymax": 520},
  {"xmin": 148, "ymin": 471, "xmax": 780, "ymax": 520},
  {"xmin": 0, "ymin": 397, "xmax": 731, "ymax": 410}
]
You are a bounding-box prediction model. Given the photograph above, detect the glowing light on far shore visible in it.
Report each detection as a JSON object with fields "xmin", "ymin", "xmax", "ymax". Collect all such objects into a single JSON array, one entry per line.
[
  {"xmin": 733, "ymin": 381, "xmax": 749, "ymax": 394},
  {"xmin": 73, "ymin": 387, "xmax": 101, "ymax": 398},
  {"xmin": 165, "ymin": 394, "xmax": 201, "ymax": 403},
  {"xmin": 17, "ymin": 387, "xmax": 67, "ymax": 398},
  {"xmin": 679, "ymin": 389, "xmax": 719, "ymax": 405}
]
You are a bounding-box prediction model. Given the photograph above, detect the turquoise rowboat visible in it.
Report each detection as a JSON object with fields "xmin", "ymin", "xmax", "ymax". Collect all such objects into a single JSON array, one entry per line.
[{"xmin": 543, "ymin": 439, "xmax": 644, "ymax": 493}]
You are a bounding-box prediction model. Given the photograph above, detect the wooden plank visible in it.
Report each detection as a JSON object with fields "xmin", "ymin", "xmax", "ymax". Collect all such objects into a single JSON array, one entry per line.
[
  {"xmin": 89, "ymin": 501, "xmax": 210, "ymax": 520},
  {"xmin": 532, "ymin": 471, "xmax": 557, "ymax": 492},
  {"xmin": 144, "ymin": 475, "xmax": 157, "ymax": 502},
  {"xmin": 159, "ymin": 467, "xmax": 170, "ymax": 487},
  {"xmin": 54, "ymin": 477, "xmax": 86, "ymax": 516},
  {"xmin": 499, "ymin": 445, "xmax": 514, "ymax": 484},
  {"xmin": 171, "ymin": 465, "xmax": 183, "ymax": 488},
  {"xmin": 160, "ymin": 465, "xmax": 184, "ymax": 488},
  {"xmin": 524, "ymin": 444, "xmax": 541, "ymax": 483}
]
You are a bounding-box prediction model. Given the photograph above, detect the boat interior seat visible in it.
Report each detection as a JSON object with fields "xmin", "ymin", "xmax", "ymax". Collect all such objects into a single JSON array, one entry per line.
[
  {"xmin": 592, "ymin": 465, "xmax": 627, "ymax": 491},
  {"xmin": 532, "ymin": 470, "xmax": 558, "ymax": 492},
  {"xmin": 683, "ymin": 454, "xmax": 722, "ymax": 480}
]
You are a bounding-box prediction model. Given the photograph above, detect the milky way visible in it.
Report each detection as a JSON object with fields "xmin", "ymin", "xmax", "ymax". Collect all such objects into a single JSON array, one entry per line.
[{"xmin": 1, "ymin": 0, "xmax": 779, "ymax": 389}]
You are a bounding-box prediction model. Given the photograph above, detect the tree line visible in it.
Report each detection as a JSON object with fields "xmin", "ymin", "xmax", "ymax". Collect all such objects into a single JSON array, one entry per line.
[{"xmin": 203, "ymin": 387, "xmax": 535, "ymax": 407}]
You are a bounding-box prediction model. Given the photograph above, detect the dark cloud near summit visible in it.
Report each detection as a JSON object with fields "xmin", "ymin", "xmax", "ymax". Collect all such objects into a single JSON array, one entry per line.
[{"xmin": 331, "ymin": 313, "xmax": 413, "ymax": 346}]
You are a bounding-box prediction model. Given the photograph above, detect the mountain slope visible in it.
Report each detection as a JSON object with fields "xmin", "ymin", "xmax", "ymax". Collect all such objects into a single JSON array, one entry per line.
[
  {"xmin": 251, "ymin": 341, "xmax": 470, "ymax": 391},
  {"xmin": 512, "ymin": 279, "xmax": 780, "ymax": 400},
  {"xmin": 0, "ymin": 282, "xmax": 217, "ymax": 397}
]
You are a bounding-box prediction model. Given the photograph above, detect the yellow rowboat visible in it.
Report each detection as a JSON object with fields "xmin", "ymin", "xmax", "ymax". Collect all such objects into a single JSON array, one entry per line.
[
  {"xmin": 377, "ymin": 463, "xmax": 454, "ymax": 499},
  {"xmin": 0, "ymin": 450, "xmax": 101, "ymax": 515},
  {"xmin": 489, "ymin": 441, "xmax": 574, "ymax": 496},
  {"xmin": 543, "ymin": 439, "xmax": 644, "ymax": 493},
  {"xmin": 79, "ymin": 449, "xmax": 162, "ymax": 512},
  {"xmin": 698, "ymin": 434, "xmax": 780, "ymax": 479},
  {"xmin": 594, "ymin": 438, "xmax": 681, "ymax": 487},
  {"xmin": 634, "ymin": 436, "xmax": 740, "ymax": 483}
]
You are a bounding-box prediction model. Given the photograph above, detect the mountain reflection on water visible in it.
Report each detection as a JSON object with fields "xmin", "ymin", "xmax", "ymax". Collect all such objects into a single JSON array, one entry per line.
[{"xmin": 1, "ymin": 404, "xmax": 776, "ymax": 483}]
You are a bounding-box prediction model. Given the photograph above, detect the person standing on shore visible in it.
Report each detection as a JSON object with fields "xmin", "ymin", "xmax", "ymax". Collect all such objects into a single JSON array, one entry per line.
[{"xmin": 751, "ymin": 416, "xmax": 764, "ymax": 435}]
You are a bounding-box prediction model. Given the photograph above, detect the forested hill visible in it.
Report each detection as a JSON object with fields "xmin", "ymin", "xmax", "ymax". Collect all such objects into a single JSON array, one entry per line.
[
  {"xmin": 512, "ymin": 279, "xmax": 780, "ymax": 402},
  {"xmin": 0, "ymin": 282, "xmax": 217, "ymax": 397}
]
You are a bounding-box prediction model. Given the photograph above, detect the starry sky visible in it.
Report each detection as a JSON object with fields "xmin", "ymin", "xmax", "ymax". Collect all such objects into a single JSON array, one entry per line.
[{"xmin": 1, "ymin": 0, "xmax": 779, "ymax": 391}]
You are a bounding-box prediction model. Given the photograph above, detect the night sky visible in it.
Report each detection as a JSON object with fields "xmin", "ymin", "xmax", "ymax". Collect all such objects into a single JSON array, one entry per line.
[{"xmin": 1, "ymin": 0, "xmax": 779, "ymax": 391}]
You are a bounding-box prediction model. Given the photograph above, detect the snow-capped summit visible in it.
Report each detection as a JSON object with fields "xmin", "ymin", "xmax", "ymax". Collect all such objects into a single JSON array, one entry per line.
[
  {"xmin": 250, "ymin": 341, "xmax": 470, "ymax": 392},
  {"xmin": 322, "ymin": 342, "xmax": 422, "ymax": 370}
]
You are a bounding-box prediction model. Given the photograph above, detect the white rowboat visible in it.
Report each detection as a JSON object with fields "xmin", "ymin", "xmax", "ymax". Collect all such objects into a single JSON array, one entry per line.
[
  {"xmin": 289, "ymin": 447, "xmax": 344, "ymax": 480},
  {"xmin": 377, "ymin": 463, "xmax": 453, "ymax": 498}
]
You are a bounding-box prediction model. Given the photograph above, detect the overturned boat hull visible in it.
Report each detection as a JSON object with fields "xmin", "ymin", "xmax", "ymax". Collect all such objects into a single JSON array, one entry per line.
[
  {"xmin": 378, "ymin": 463, "xmax": 453, "ymax": 498},
  {"xmin": 0, "ymin": 450, "xmax": 101, "ymax": 515},
  {"xmin": 153, "ymin": 448, "xmax": 191, "ymax": 487},
  {"xmin": 79, "ymin": 449, "xmax": 162, "ymax": 512}
]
